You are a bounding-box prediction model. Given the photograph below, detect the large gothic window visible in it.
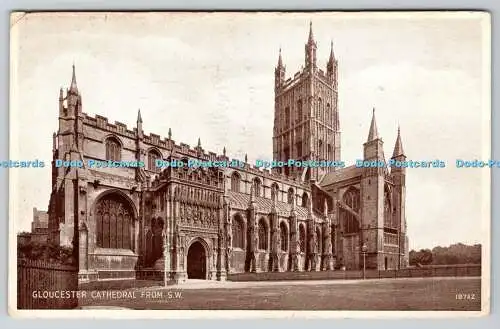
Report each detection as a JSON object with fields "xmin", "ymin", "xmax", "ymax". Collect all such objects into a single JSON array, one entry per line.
[
  {"xmin": 258, "ymin": 218, "xmax": 268, "ymax": 251},
  {"xmin": 279, "ymin": 222, "xmax": 288, "ymax": 252},
  {"xmin": 384, "ymin": 187, "xmax": 393, "ymax": 228},
  {"xmin": 271, "ymin": 183, "xmax": 279, "ymax": 202},
  {"xmin": 253, "ymin": 178, "xmax": 262, "ymax": 197},
  {"xmin": 342, "ymin": 188, "xmax": 360, "ymax": 234},
  {"xmin": 232, "ymin": 215, "xmax": 244, "ymax": 249},
  {"xmin": 299, "ymin": 224, "xmax": 306, "ymax": 252},
  {"xmin": 148, "ymin": 150, "xmax": 161, "ymax": 173},
  {"xmin": 287, "ymin": 188, "xmax": 294, "ymax": 204},
  {"xmin": 105, "ymin": 137, "xmax": 121, "ymax": 161},
  {"xmin": 95, "ymin": 193, "xmax": 134, "ymax": 250},
  {"xmin": 231, "ymin": 172, "xmax": 241, "ymax": 192}
]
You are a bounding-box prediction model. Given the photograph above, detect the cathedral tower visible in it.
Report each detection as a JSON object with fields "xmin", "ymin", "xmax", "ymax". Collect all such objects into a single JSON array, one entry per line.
[{"xmin": 272, "ymin": 23, "xmax": 340, "ymax": 181}]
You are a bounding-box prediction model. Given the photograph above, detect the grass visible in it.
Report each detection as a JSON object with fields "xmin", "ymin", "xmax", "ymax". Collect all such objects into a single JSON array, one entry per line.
[{"xmin": 78, "ymin": 277, "xmax": 481, "ymax": 311}]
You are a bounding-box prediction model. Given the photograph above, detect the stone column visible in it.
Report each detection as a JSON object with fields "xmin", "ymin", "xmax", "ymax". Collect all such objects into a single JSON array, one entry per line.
[
  {"xmin": 247, "ymin": 187, "xmax": 258, "ymax": 272},
  {"xmin": 217, "ymin": 195, "xmax": 227, "ymax": 281},
  {"xmin": 289, "ymin": 202, "xmax": 299, "ymax": 271},
  {"xmin": 269, "ymin": 201, "xmax": 280, "ymax": 272}
]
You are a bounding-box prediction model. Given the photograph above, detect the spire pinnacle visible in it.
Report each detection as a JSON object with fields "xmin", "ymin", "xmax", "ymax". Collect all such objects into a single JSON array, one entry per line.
[
  {"xmin": 69, "ymin": 63, "xmax": 78, "ymax": 94},
  {"xmin": 168, "ymin": 128, "xmax": 172, "ymax": 139},
  {"xmin": 277, "ymin": 47, "xmax": 283, "ymax": 68},
  {"xmin": 367, "ymin": 107, "xmax": 380, "ymax": 142},
  {"xmin": 329, "ymin": 40, "xmax": 335, "ymax": 62},
  {"xmin": 197, "ymin": 137, "xmax": 201, "ymax": 148},
  {"xmin": 223, "ymin": 146, "xmax": 226, "ymax": 156},
  {"xmin": 308, "ymin": 21, "xmax": 314, "ymax": 44},
  {"xmin": 137, "ymin": 109, "xmax": 142, "ymax": 123},
  {"xmin": 392, "ymin": 125, "xmax": 405, "ymax": 157}
]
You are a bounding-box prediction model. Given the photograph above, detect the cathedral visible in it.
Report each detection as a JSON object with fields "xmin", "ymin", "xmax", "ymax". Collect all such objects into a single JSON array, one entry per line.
[{"xmin": 47, "ymin": 23, "xmax": 409, "ymax": 284}]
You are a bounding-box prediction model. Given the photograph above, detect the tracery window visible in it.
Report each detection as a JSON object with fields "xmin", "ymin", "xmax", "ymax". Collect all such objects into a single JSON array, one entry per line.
[
  {"xmin": 148, "ymin": 150, "xmax": 161, "ymax": 173},
  {"xmin": 287, "ymin": 188, "xmax": 294, "ymax": 204},
  {"xmin": 95, "ymin": 193, "xmax": 134, "ymax": 250},
  {"xmin": 253, "ymin": 178, "xmax": 262, "ymax": 197},
  {"xmin": 299, "ymin": 224, "xmax": 306, "ymax": 252},
  {"xmin": 271, "ymin": 183, "xmax": 279, "ymax": 202},
  {"xmin": 301, "ymin": 192, "xmax": 309, "ymax": 208},
  {"xmin": 342, "ymin": 188, "xmax": 360, "ymax": 234},
  {"xmin": 384, "ymin": 188, "xmax": 393, "ymax": 228},
  {"xmin": 232, "ymin": 215, "xmax": 244, "ymax": 249},
  {"xmin": 279, "ymin": 222, "xmax": 288, "ymax": 252},
  {"xmin": 231, "ymin": 172, "xmax": 241, "ymax": 192},
  {"xmin": 105, "ymin": 137, "xmax": 121, "ymax": 162},
  {"xmin": 258, "ymin": 219, "xmax": 268, "ymax": 251}
]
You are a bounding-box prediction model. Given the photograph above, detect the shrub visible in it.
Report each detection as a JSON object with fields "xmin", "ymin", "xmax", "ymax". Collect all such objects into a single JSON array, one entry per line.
[{"xmin": 17, "ymin": 240, "xmax": 74, "ymax": 265}]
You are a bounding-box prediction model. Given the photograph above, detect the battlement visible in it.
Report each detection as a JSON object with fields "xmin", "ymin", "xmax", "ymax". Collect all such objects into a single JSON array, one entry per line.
[
  {"xmin": 232, "ymin": 159, "xmax": 309, "ymax": 189},
  {"xmin": 83, "ymin": 114, "xmax": 136, "ymax": 139}
]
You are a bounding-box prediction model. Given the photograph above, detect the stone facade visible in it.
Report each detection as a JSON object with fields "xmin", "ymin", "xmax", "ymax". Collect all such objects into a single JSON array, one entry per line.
[{"xmin": 46, "ymin": 24, "xmax": 409, "ymax": 284}]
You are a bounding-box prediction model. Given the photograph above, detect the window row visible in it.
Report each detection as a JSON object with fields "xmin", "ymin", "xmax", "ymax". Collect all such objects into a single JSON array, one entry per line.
[
  {"xmin": 105, "ymin": 136, "xmax": 162, "ymax": 172},
  {"xmin": 230, "ymin": 172, "xmax": 309, "ymax": 207},
  {"xmin": 231, "ymin": 217, "xmax": 321, "ymax": 254}
]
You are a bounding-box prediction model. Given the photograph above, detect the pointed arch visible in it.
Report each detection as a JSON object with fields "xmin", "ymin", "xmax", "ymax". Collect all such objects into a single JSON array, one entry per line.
[
  {"xmin": 232, "ymin": 214, "xmax": 244, "ymax": 249},
  {"xmin": 301, "ymin": 192, "xmax": 309, "ymax": 208},
  {"xmin": 258, "ymin": 217, "xmax": 268, "ymax": 251},
  {"xmin": 341, "ymin": 187, "xmax": 360, "ymax": 234},
  {"xmin": 147, "ymin": 148, "xmax": 162, "ymax": 173},
  {"xmin": 279, "ymin": 221, "xmax": 288, "ymax": 252},
  {"xmin": 231, "ymin": 172, "xmax": 241, "ymax": 192},
  {"xmin": 287, "ymin": 187, "xmax": 294, "ymax": 204},
  {"xmin": 253, "ymin": 177, "xmax": 262, "ymax": 197},
  {"xmin": 384, "ymin": 185, "xmax": 393, "ymax": 228},
  {"xmin": 271, "ymin": 183, "xmax": 279, "ymax": 202},
  {"xmin": 299, "ymin": 223, "xmax": 306, "ymax": 252},
  {"xmin": 105, "ymin": 135, "xmax": 122, "ymax": 161}
]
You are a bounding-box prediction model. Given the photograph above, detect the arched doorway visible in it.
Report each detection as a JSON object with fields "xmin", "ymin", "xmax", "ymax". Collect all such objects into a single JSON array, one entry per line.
[{"xmin": 187, "ymin": 241, "xmax": 207, "ymax": 279}]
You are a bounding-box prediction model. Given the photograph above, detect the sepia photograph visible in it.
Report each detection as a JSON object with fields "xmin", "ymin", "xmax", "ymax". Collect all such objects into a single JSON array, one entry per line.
[{"xmin": 8, "ymin": 11, "xmax": 490, "ymax": 317}]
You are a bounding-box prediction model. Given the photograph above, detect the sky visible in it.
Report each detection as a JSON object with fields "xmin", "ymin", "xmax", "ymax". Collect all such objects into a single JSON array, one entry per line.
[{"xmin": 10, "ymin": 12, "xmax": 490, "ymax": 251}]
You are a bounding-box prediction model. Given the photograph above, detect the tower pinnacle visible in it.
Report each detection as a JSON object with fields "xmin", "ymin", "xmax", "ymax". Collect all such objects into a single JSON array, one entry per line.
[
  {"xmin": 277, "ymin": 47, "xmax": 283, "ymax": 68},
  {"xmin": 328, "ymin": 40, "xmax": 335, "ymax": 62},
  {"xmin": 367, "ymin": 107, "xmax": 380, "ymax": 142},
  {"xmin": 392, "ymin": 125, "xmax": 405, "ymax": 157},
  {"xmin": 308, "ymin": 21, "xmax": 314, "ymax": 44},
  {"xmin": 137, "ymin": 109, "xmax": 142, "ymax": 123},
  {"xmin": 69, "ymin": 63, "xmax": 78, "ymax": 95}
]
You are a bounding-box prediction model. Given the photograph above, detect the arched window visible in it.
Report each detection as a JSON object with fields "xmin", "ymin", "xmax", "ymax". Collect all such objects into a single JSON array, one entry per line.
[
  {"xmin": 105, "ymin": 137, "xmax": 121, "ymax": 161},
  {"xmin": 327, "ymin": 144, "xmax": 333, "ymax": 161},
  {"xmin": 253, "ymin": 178, "xmax": 262, "ymax": 197},
  {"xmin": 342, "ymin": 188, "xmax": 360, "ymax": 234},
  {"xmin": 384, "ymin": 187, "xmax": 392, "ymax": 228},
  {"xmin": 271, "ymin": 183, "xmax": 279, "ymax": 202},
  {"xmin": 318, "ymin": 140, "xmax": 323, "ymax": 160},
  {"xmin": 326, "ymin": 103, "xmax": 331, "ymax": 125},
  {"xmin": 299, "ymin": 224, "xmax": 306, "ymax": 252},
  {"xmin": 231, "ymin": 172, "xmax": 241, "ymax": 192},
  {"xmin": 148, "ymin": 150, "xmax": 161, "ymax": 173},
  {"xmin": 95, "ymin": 193, "xmax": 134, "ymax": 250},
  {"xmin": 287, "ymin": 188, "xmax": 294, "ymax": 204},
  {"xmin": 301, "ymin": 192, "xmax": 309, "ymax": 208},
  {"xmin": 279, "ymin": 222, "xmax": 288, "ymax": 252},
  {"xmin": 232, "ymin": 215, "xmax": 244, "ymax": 249},
  {"xmin": 258, "ymin": 218, "xmax": 268, "ymax": 251},
  {"xmin": 297, "ymin": 99, "xmax": 303, "ymax": 122}
]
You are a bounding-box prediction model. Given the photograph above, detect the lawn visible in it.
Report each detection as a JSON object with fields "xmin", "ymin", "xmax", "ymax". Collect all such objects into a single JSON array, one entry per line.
[{"xmin": 78, "ymin": 277, "xmax": 481, "ymax": 311}]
